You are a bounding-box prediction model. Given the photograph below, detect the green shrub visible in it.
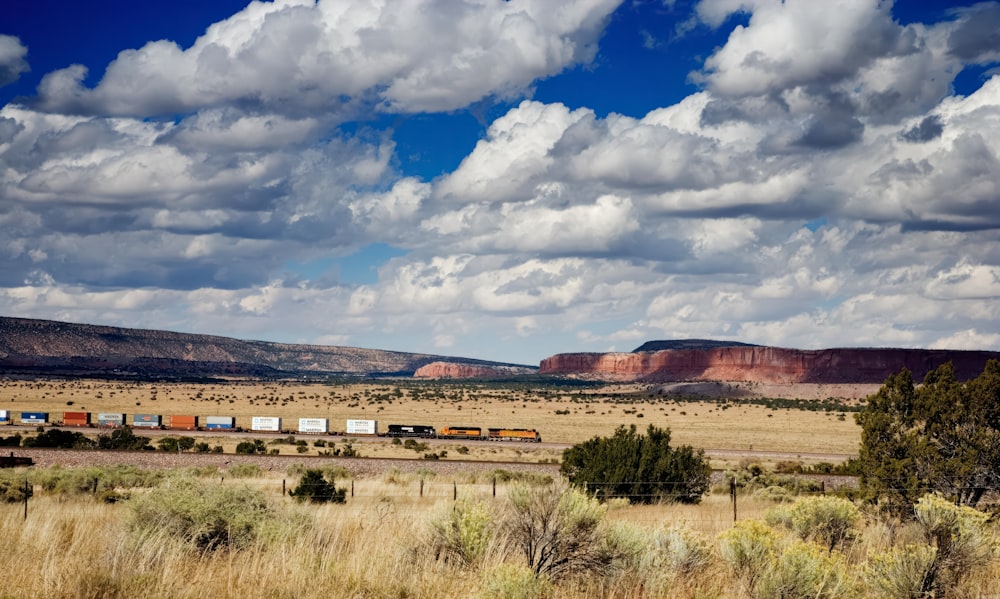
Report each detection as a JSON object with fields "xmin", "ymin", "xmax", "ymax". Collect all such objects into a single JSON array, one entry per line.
[
  {"xmin": 0, "ymin": 473, "xmax": 31, "ymax": 503},
  {"xmin": 477, "ymin": 564, "xmax": 552, "ymax": 599},
  {"xmin": 503, "ymin": 484, "xmax": 609, "ymax": 579},
  {"xmin": 718, "ymin": 519, "xmax": 780, "ymax": 593},
  {"xmin": 128, "ymin": 478, "xmax": 285, "ymax": 551},
  {"xmin": 789, "ymin": 495, "xmax": 861, "ymax": 551},
  {"xmin": 753, "ymin": 485, "xmax": 796, "ymax": 503},
  {"xmin": 598, "ymin": 520, "xmax": 652, "ymax": 575},
  {"xmin": 97, "ymin": 426, "xmax": 152, "ymax": 451},
  {"xmin": 235, "ymin": 439, "xmax": 266, "ymax": 454},
  {"xmin": 288, "ymin": 469, "xmax": 346, "ymax": 504},
  {"xmin": 654, "ymin": 524, "xmax": 712, "ymax": 576},
  {"xmin": 489, "ymin": 469, "xmax": 553, "ymax": 486},
  {"xmin": 22, "ymin": 428, "xmax": 95, "ymax": 449},
  {"xmin": 865, "ymin": 543, "xmax": 938, "ymax": 599},
  {"xmin": 0, "ymin": 433, "xmax": 22, "ymax": 447},
  {"xmin": 722, "ymin": 462, "xmax": 823, "ymax": 496},
  {"xmin": 912, "ymin": 493, "xmax": 994, "ymax": 594},
  {"xmin": 756, "ymin": 539, "xmax": 854, "ymax": 599},
  {"xmin": 226, "ymin": 463, "xmax": 262, "ymax": 478},
  {"xmin": 428, "ymin": 498, "xmax": 495, "ymax": 566},
  {"xmin": 561, "ymin": 425, "xmax": 711, "ymax": 504},
  {"xmin": 34, "ymin": 465, "xmax": 163, "ymax": 496}
]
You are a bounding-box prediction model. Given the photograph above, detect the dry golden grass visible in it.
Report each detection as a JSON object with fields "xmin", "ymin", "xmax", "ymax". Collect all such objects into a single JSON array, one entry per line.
[
  {"xmin": 2, "ymin": 472, "xmax": 998, "ymax": 599},
  {"xmin": 0, "ymin": 378, "xmax": 862, "ymax": 461}
]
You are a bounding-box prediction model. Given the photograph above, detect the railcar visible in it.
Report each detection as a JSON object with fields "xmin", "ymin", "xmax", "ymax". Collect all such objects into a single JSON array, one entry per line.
[
  {"xmin": 169, "ymin": 415, "xmax": 198, "ymax": 430},
  {"xmin": 437, "ymin": 426, "xmax": 483, "ymax": 440},
  {"xmin": 62, "ymin": 411, "xmax": 91, "ymax": 427},
  {"xmin": 386, "ymin": 424, "xmax": 436, "ymax": 438},
  {"xmin": 487, "ymin": 428, "xmax": 541, "ymax": 443},
  {"xmin": 20, "ymin": 412, "xmax": 48, "ymax": 425}
]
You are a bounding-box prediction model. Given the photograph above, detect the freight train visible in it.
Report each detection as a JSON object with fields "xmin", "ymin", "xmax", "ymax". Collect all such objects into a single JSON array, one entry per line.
[
  {"xmin": 387, "ymin": 424, "xmax": 542, "ymax": 442},
  {"xmin": 0, "ymin": 411, "xmax": 542, "ymax": 442}
]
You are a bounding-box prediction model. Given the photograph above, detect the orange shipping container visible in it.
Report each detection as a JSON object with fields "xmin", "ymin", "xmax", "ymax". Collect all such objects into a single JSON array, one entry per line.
[
  {"xmin": 63, "ymin": 411, "xmax": 90, "ymax": 426},
  {"xmin": 170, "ymin": 415, "xmax": 198, "ymax": 430}
]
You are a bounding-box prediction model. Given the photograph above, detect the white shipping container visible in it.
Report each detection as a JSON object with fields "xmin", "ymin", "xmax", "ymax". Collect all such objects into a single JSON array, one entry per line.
[
  {"xmin": 346, "ymin": 419, "xmax": 378, "ymax": 435},
  {"xmin": 251, "ymin": 416, "xmax": 281, "ymax": 432},
  {"xmin": 204, "ymin": 416, "xmax": 235, "ymax": 429},
  {"xmin": 0, "ymin": 410, "xmax": 8, "ymax": 422},
  {"xmin": 97, "ymin": 413, "xmax": 125, "ymax": 426},
  {"xmin": 298, "ymin": 418, "xmax": 328, "ymax": 434}
]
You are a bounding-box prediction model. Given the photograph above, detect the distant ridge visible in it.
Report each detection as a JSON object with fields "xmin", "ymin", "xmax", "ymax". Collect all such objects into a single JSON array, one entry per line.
[
  {"xmin": 633, "ymin": 339, "xmax": 759, "ymax": 352},
  {"xmin": 0, "ymin": 316, "xmax": 532, "ymax": 379}
]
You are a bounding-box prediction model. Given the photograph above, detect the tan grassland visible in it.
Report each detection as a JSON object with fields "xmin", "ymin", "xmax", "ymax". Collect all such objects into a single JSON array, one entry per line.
[
  {"xmin": 1, "ymin": 473, "xmax": 997, "ymax": 599},
  {"xmin": 0, "ymin": 378, "xmax": 862, "ymax": 464}
]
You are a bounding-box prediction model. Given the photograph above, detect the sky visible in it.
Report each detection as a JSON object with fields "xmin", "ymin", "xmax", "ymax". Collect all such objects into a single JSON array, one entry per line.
[{"xmin": 1, "ymin": 0, "xmax": 999, "ymax": 365}]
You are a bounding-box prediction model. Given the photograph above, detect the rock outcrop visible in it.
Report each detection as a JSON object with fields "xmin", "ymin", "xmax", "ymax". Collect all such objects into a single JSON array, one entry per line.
[
  {"xmin": 539, "ymin": 345, "xmax": 1000, "ymax": 383},
  {"xmin": 413, "ymin": 361, "xmax": 536, "ymax": 379}
]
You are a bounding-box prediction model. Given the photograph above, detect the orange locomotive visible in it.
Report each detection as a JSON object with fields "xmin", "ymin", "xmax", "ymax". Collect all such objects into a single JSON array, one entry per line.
[{"xmin": 488, "ymin": 428, "xmax": 541, "ymax": 442}]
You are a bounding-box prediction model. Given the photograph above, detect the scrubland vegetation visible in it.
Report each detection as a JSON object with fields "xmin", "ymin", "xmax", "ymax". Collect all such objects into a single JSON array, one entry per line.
[
  {"xmin": 1, "ymin": 363, "xmax": 998, "ymax": 597},
  {"xmin": 0, "ymin": 463, "xmax": 998, "ymax": 599}
]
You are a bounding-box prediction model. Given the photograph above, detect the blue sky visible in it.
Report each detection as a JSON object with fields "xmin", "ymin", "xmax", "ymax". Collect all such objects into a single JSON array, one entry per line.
[{"xmin": 1, "ymin": 0, "xmax": 999, "ymax": 365}]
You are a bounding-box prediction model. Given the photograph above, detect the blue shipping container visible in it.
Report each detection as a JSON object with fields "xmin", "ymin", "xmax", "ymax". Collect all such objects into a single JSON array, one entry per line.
[
  {"xmin": 20, "ymin": 411, "xmax": 48, "ymax": 424},
  {"xmin": 132, "ymin": 414, "xmax": 161, "ymax": 428}
]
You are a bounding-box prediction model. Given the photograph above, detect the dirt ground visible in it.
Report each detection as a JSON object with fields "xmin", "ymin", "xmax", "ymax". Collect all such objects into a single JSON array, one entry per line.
[
  {"xmin": 0, "ymin": 377, "xmax": 866, "ymax": 463},
  {"xmin": 654, "ymin": 381, "xmax": 881, "ymax": 400}
]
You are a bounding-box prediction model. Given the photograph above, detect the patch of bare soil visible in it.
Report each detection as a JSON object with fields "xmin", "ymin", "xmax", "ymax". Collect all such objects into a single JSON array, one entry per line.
[{"xmin": 656, "ymin": 381, "xmax": 880, "ymax": 401}]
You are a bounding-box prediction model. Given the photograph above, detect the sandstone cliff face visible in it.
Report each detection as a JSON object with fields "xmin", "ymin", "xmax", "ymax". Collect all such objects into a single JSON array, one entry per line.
[
  {"xmin": 538, "ymin": 346, "xmax": 1000, "ymax": 383},
  {"xmin": 413, "ymin": 361, "xmax": 536, "ymax": 379}
]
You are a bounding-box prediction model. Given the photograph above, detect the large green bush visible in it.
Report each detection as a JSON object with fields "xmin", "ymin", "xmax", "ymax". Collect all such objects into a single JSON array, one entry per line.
[
  {"xmin": 35, "ymin": 465, "xmax": 163, "ymax": 496},
  {"xmin": 788, "ymin": 495, "xmax": 861, "ymax": 551},
  {"xmin": 865, "ymin": 544, "xmax": 938, "ymax": 599},
  {"xmin": 0, "ymin": 471, "xmax": 31, "ymax": 503},
  {"xmin": 22, "ymin": 428, "xmax": 95, "ymax": 449},
  {"xmin": 129, "ymin": 477, "xmax": 290, "ymax": 551},
  {"xmin": 288, "ymin": 469, "xmax": 346, "ymax": 504},
  {"xmin": 561, "ymin": 424, "xmax": 711, "ymax": 504},
  {"xmin": 235, "ymin": 439, "xmax": 267, "ymax": 454},
  {"xmin": 912, "ymin": 493, "xmax": 995, "ymax": 595},
  {"xmin": 857, "ymin": 361, "xmax": 1000, "ymax": 512},
  {"xmin": 502, "ymin": 484, "xmax": 611, "ymax": 579},
  {"xmin": 428, "ymin": 497, "xmax": 495, "ymax": 566},
  {"xmin": 97, "ymin": 426, "xmax": 152, "ymax": 451},
  {"xmin": 718, "ymin": 519, "xmax": 780, "ymax": 594},
  {"xmin": 756, "ymin": 539, "xmax": 854, "ymax": 599}
]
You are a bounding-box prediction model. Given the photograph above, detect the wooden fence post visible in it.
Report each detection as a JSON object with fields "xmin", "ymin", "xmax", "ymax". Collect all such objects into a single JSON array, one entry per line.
[
  {"xmin": 420, "ymin": 479, "xmax": 424, "ymax": 498},
  {"xmin": 730, "ymin": 478, "xmax": 737, "ymax": 523}
]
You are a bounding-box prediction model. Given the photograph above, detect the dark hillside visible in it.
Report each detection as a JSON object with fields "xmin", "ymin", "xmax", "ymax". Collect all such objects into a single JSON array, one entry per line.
[{"xmin": 0, "ymin": 316, "xmax": 528, "ymax": 378}]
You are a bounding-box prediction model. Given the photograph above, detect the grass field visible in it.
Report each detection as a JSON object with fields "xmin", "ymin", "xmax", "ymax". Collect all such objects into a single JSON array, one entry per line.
[
  {"xmin": 0, "ymin": 466, "xmax": 996, "ymax": 599},
  {"xmin": 0, "ymin": 377, "xmax": 862, "ymax": 464}
]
